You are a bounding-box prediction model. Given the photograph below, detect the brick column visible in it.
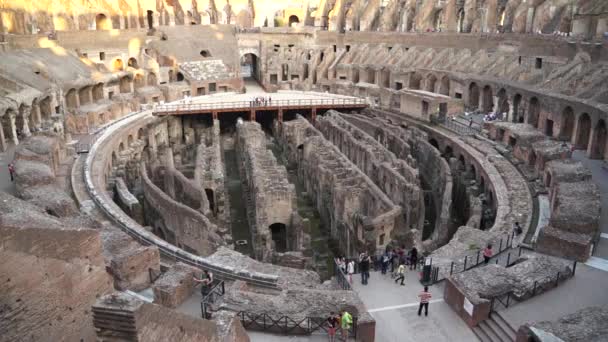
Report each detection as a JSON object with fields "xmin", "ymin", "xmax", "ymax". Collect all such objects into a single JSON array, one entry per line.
[
  {"xmin": 278, "ymin": 108, "xmax": 283, "ymax": 123},
  {"xmin": 250, "ymin": 109, "xmax": 255, "ymax": 121},
  {"xmin": 311, "ymin": 108, "xmax": 317, "ymax": 122}
]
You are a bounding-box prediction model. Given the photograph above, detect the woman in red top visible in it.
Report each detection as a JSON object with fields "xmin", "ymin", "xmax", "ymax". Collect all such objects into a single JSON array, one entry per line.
[
  {"xmin": 483, "ymin": 244, "xmax": 493, "ymax": 264},
  {"xmin": 326, "ymin": 312, "xmax": 340, "ymax": 342}
]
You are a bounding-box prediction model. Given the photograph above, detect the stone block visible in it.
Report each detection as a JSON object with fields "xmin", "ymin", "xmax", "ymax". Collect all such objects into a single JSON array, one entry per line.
[{"xmin": 153, "ymin": 262, "xmax": 202, "ymax": 308}]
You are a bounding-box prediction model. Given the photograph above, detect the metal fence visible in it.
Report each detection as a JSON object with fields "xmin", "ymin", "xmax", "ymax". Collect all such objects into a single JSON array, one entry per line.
[
  {"xmin": 200, "ymin": 280, "xmax": 226, "ymax": 319},
  {"xmin": 154, "ymin": 98, "xmax": 367, "ymax": 114},
  {"xmin": 428, "ymin": 230, "xmax": 517, "ymax": 284},
  {"xmin": 236, "ymin": 311, "xmax": 357, "ymax": 338},
  {"xmin": 490, "ymin": 259, "xmax": 577, "ymax": 312},
  {"xmin": 430, "ymin": 114, "xmax": 482, "ymax": 135}
]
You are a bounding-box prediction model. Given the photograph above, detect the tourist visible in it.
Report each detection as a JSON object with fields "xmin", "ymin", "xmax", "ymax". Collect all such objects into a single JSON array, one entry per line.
[
  {"xmin": 340, "ymin": 309, "xmax": 353, "ymax": 341},
  {"xmin": 390, "ymin": 248, "xmax": 398, "ymax": 273},
  {"xmin": 394, "ymin": 262, "xmax": 406, "ymax": 286},
  {"xmin": 409, "ymin": 247, "xmax": 418, "ymax": 270},
  {"xmin": 193, "ymin": 270, "xmax": 214, "ymax": 298},
  {"xmin": 347, "ymin": 259, "xmax": 355, "ymax": 284},
  {"xmin": 469, "ymin": 118, "xmax": 473, "ymax": 127},
  {"xmin": 269, "ymin": 96, "xmax": 272, "ymax": 104},
  {"xmin": 514, "ymin": 221, "xmax": 523, "ymax": 236},
  {"xmin": 8, "ymin": 163, "xmax": 15, "ymax": 182},
  {"xmin": 326, "ymin": 311, "xmax": 340, "ymax": 342},
  {"xmin": 381, "ymin": 252, "xmax": 390, "ymax": 274},
  {"xmin": 359, "ymin": 252, "xmax": 370, "ymax": 285},
  {"xmin": 483, "ymin": 244, "xmax": 493, "ymax": 264},
  {"xmin": 417, "ymin": 286, "xmax": 432, "ymax": 317}
]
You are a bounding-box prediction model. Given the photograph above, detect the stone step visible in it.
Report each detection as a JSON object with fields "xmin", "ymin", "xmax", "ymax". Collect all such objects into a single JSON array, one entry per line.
[
  {"xmin": 472, "ymin": 326, "xmax": 492, "ymax": 342},
  {"xmin": 491, "ymin": 312, "xmax": 517, "ymax": 341},
  {"xmin": 478, "ymin": 320, "xmax": 504, "ymax": 342},
  {"xmin": 485, "ymin": 317, "xmax": 514, "ymax": 342}
]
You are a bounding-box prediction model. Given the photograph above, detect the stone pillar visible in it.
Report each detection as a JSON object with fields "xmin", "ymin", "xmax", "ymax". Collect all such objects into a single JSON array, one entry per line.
[
  {"xmin": 311, "ymin": 108, "xmax": 317, "ymax": 122},
  {"xmin": 0, "ymin": 119, "xmax": 6, "ymax": 152},
  {"xmin": 249, "ymin": 109, "xmax": 255, "ymax": 121},
  {"xmin": 212, "ymin": 111, "xmax": 218, "ymax": 120},
  {"xmin": 444, "ymin": 0, "xmax": 459, "ymax": 32},
  {"xmin": 32, "ymin": 104, "xmax": 42, "ymax": 129},
  {"xmin": 8, "ymin": 113, "xmax": 18, "ymax": 145},
  {"xmin": 278, "ymin": 109, "xmax": 283, "ymax": 123}
]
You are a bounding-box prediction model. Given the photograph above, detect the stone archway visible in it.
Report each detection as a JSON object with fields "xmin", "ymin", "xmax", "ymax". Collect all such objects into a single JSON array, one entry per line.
[
  {"xmin": 560, "ymin": 106, "xmax": 575, "ymax": 141},
  {"xmin": 590, "ymin": 119, "xmax": 607, "ymax": 160},
  {"xmin": 482, "ymin": 85, "xmax": 493, "ymax": 113},
  {"xmin": 497, "ymin": 89, "xmax": 509, "ymax": 119},
  {"xmin": 269, "ymin": 223, "xmax": 287, "ymax": 253},
  {"xmin": 409, "ymin": 72, "xmax": 422, "ymax": 90},
  {"xmin": 241, "ymin": 52, "xmax": 260, "ymax": 82},
  {"xmin": 439, "ymin": 76, "xmax": 450, "ymax": 96},
  {"xmin": 468, "ymin": 82, "xmax": 480, "ymax": 109},
  {"xmin": 426, "ymin": 74, "xmax": 437, "ymax": 93},
  {"xmin": 575, "ymin": 113, "xmax": 591, "ymax": 150},
  {"xmin": 128, "ymin": 57, "xmax": 138, "ymax": 68},
  {"xmin": 288, "ymin": 15, "xmax": 300, "ymax": 27},
  {"xmin": 96, "ymin": 13, "xmax": 110, "ymax": 30},
  {"xmin": 527, "ymin": 97, "xmax": 540, "ymax": 128},
  {"xmin": 112, "ymin": 59, "xmax": 124, "ymax": 71},
  {"xmin": 512, "ymin": 94, "xmax": 522, "ymax": 122}
]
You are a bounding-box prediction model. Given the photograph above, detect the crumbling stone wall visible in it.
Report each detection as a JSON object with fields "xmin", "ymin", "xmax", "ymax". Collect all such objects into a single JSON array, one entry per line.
[
  {"xmin": 316, "ymin": 111, "xmax": 423, "ymax": 240},
  {"xmin": 278, "ymin": 116, "xmax": 401, "ymax": 256},
  {"xmin": 153, "ymin": 262, "xmax": 202, "ymax": 308},
  {"xmin": 236, "ymin": 120, "xmax": 302, "ymax": 262},
  {"xmin": 516, "ymin": 305, "xmax": 608, "ymax": 342},
  {"xmin": 0, "ymin": 192, "xmax": 113, "ymax": 342}
]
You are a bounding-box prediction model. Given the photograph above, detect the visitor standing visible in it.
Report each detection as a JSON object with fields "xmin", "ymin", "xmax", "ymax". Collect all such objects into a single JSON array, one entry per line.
[
  {"xmin": 359, "ymin": 252, "xmax": 370, "ymax": 285},
  {"xmin": 193, "ymin": 270, "xmax": 214, "ymax": 298},
  {"xmin": 394, "ymin": 262, "xmax": 406, "ymax": 286},
  {"xmin": 8, "ymin": 163, "xmax": 15, "ymax": 182},
  {"xmin": 483, "ymin": 244, "xmax": 493, "ymax": 264},
  {"xmin": 513, "ymin": 222, "xmax": 523, "ymax": 236},
  {"xmin": 340, "ymin": 310, "xmax": 352, "ymax": 341},
  {"xmin": 417, "ymin": 286, "xmax": 432, "ymax": 316},
  {"xmin": 381, "ymin": 252, "xmax": 389, "ymax": 274},
  {"xmin": 409, "ymin": 247, "xmax": 418, "ymax": 270},
  {"xmin": 347, "ymin": 259, "xmax": 355, "ymax": 284},
  {"xmin": 326, "ymin": 312, "xmax": 340, "ymax": 342}
]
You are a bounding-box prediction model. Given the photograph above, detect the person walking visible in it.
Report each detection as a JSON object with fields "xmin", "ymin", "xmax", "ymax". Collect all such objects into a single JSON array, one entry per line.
[
  {"xmin": 394, "ymin": 262, "xmax": 406, "ymax": 286},
  {"xmin": 483, "ymin": 244, "xmax": 493, "ymax": 264},
  {"xmin": 347, "ymin": 259, "xmax": 355, "ymax": 284},
  {"xmin": 381, "ymin": 253, "xmax": 389, "ymax": 274},
  {"xmin": 417, "ymin": 286, "xmax": 432, "ymax": 316},
  {"xmin": 359, "ymin": 252, "xmax": 370, "ymax": 285},
  {"xmin": 409, "ymin": 247, "xmax": 418, "ymax": 270},
  {"xmin": 340, "ymin": 310, "xmax": 352, "ymax": 341},
  {"xmin": 8, "ymin": 163, "xmax": 15, "ymax": 182},
  {"xmin": 326, "ymin": 311, "xmax": 340, "ymax": 342}
]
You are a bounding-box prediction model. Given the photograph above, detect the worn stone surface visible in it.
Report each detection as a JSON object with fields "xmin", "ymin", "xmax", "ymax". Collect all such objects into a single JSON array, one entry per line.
[
  {"xmin": 517, "ymin": 306, "xmax": 608, "ymax": 342},
  {"xmin": 153, "ymin": 262, "xmax": 202, "ymax": 308}
]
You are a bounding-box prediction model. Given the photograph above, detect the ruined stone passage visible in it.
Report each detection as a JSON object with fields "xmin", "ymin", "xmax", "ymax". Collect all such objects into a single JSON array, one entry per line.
[
  {"xmin": 236, "ymin": 120, "xmax": 305, "ymax": 262},
  {"xmin": 277, "ymin": 116, "xmax": 401, "ymax": 256}
]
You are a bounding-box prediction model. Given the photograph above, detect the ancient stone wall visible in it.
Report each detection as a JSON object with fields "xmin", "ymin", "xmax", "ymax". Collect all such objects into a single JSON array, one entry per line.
[
  {"xmin": 141, "ymin": 163, "xmax": 225, "ymax": 256},
  {"xmin": 0, "ymin": 192, "xmax": 113, "ymax": 342},
  {"xmin": 236, "ymin": 120, "xmax": 301, "ymax": 261},
  {"xmin": 278, "ymin": 116, "xmax": 401, "ymax": 256},
  {"xmin": 316, "ymin": 111, "xmax": 423, "ymax": 240}
]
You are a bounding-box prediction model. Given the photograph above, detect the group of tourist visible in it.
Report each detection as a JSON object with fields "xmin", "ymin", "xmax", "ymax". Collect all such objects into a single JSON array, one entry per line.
[
  {"xmin": 250, "ymin": 96, "xmax": 272, "ymax": 107},
  {"xmin": 325, "ymin": 310, "xmax": 353, "ymax": 342}
]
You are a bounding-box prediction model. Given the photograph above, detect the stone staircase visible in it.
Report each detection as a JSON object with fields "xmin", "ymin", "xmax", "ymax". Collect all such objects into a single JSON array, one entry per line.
[{"xmin": 473, "ymin": 312, "xmax": 517, "ymax": 342}]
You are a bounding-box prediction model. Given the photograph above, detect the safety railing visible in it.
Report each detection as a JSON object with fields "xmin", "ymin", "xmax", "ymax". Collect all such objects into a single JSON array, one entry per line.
[
  {"xmin": 490, "ymin": 259, "xmax": 577, "ymax": 312},
  {"xmin": 428, "ymin": 230, "xmax": 517, "ymax": 284},
  {"xmin": 153, "ymin": 98, "xmax": 368, "ymax": 114},
  {"xmin": 334, "ymin": 259, "xmax": 352, "ymax": 291},
  {"xmin": 236, "ymin": 311, "xmax": 357, "ymax": 338},
  {"xmin": 200, "ymin": 280, "xmax": 226, "ymax": 319}
]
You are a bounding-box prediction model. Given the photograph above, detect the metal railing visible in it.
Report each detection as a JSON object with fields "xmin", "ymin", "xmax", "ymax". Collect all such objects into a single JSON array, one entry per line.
[
  {"xmin": 490, "ymin": 259, "xmax": 577, "ymax": 312},
  {"xmin": 431, "ymin": 114, "xmax": 482, "ymax": 135},
  {"xmin": 154, "ymin": 98, "xmax": 367, "ymax": 114},
  {"xmin": 200, "ymin": 280, "xmax": 226, "ymax": 319},
  {"xmin": 334, "ymin": 259, "xmax": 352, "ymax": 291},
  {"xmin": 428, "ymin": 230, "xmax": 517, "ymax": 284},
  {"xmin": 236, "ymin": 311, "xmax": 357, "ymax": 338}
]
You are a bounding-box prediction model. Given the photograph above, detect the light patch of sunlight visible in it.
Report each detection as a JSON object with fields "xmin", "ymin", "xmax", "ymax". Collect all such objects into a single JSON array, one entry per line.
[
  {"xmin": 129, "ymin": 38, "xmax": 142, "ymax": 56},
  {"xmin": 110, "ymin": 29, "xmax": 121, "ymax": 36},
  {"xmin": 37, "ymin": 38, "xmax": 67, "ymax": 56},
  {"xmin": 53, "ymin": 16, "xmax": 67, "ymax": 31},
  {"xmin": 214, "ymin": 32, "xmax": 224, "ymax": 40}
]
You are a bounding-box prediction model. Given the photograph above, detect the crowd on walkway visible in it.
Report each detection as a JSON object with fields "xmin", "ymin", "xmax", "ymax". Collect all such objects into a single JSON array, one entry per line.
[{"xmin": 250, "ymin": 96, "xmax": 272, "ymax": 107}]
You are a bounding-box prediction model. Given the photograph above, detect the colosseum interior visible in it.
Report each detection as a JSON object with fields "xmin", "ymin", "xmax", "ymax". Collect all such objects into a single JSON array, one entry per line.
[{"xmin": 1, "ymin": 1, "xmax": 608, "ymax": 341}]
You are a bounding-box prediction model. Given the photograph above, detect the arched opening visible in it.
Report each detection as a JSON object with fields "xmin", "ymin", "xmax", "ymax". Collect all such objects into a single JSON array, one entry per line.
[
  {"xmin": 112, "ymin": 59, "xmax": 124, "ymax": 71},
  {"xmin": 200, "ymin": 50, "xmax": 212, "ymax": 57},
  {"xmin": 529, "ymin": 150, "xmax": 537, "ymax": 167},
  {"xmin": 429, "ymin": 138, "xmax": 439, "ymax": 150},
  {"xmin": 205, "ymin": 188, "xmax": 215, "ymax": 213},
  {"xmin": 128, "ymin": 57, "xmax": 138, "ymax": 68},
  {"xmin": 468, "ymin": 83, "xmax": 480, "ymax": 109},
  {"xmin": 65, "ymin": 89, "xmax": 78, "ymax": 108},
  {"xmin": 16, "ymin": 105, "xmax": 27, "ymax": 136},
  {"xmin": 444, "ymin": 145, "xmax": 453, "ymax": 159},
  {"xmin": 2, "ymin": 110, "xmax": 16, "ymax": 143},
  {"xmin": 560, "ymin": 107, "xmax": 575, "ymax": 141},
  {"xmin": 269, "ymin": 223, "xmax": 287, "ymax": 253},
  {"xmin": 482, "ymin": 85, "xmax": 493, "ymax": 113},
  {"xmin": 497, "ymin": 89, "xmax": 509, "ymax": 119},
  {"xmin": 127, "ymin": 135, "xmax": 134, "ymax": 146},
  {"xmin": 92, "ymin": 83, "xmax": 104, "ymax": 101},
  {"xmin": 241, "ymin": 53, "xmax": 260, "ymax": 83},
  {"xmin": 288, "ymin": 15, "xmax": 300, "ymax": 27},
  {"xmin": 527, "ymin": 97, "xmax": 540, "ymax": 128},
  {"xmin": 119, "ymin": 76, "xmax": 131, "ymax": 93},
  {"xmin": 409, "ymin": 72, "xmax": 422, "ymax": 90},
  {"xmin": 147, "ymin": 73, "xmax": 158, "ymax": 86},
  {"xmin": 111, "ymin": 151, "xmax": 117, "ymax": 166},
  {"xmin": 137, "ymin": 128, "xmax": 145, "ymax": 140},
  {"xmin": 457, "ymin": 9, "xmax": 466, "ymax": 33},
  {"xmin": 545, "ymin": 172, "xmax": 552, "ymax": 188},
  {"xmin": 439, "ymin": 76, "xmax": 450, "ymax": 96},
  {"xmin": 146, "ymin": 10, "xmax": 154, "ymax": 30},
  {"xmin": 118, "ymin": 142, "xmax": 125, "ymax": 152},
  {"xmin": 78, "ymin": 86, "xmax": 92, "ymax": 106},
  {"xmin": 458, "ymin": 155, "xmax": 466, "ymax": 170},
  {"xmin": 590, "ymin": 120, "xmax": 607, "ymax": 159},
  {"xmin": 40, "ymin": 97, "xmax": 52, "ymax": 121},
  {"xmin": 433, "ymin": 9, "xmax": 444, "ymax": 31},
  {"xmin": 134, "ymin": 74, "xmax": 145, "ymax": 89},
  {"xmin": 176, "ymin": 72, "xmax": 185, "ymax": 82},
  {"xmin": 513, "ymin": 94, "xmax": 522, "ymax": 123},
  {"xmin": 426, "ymin": 74, "xmax": 437, "ymax": 93},
  {"xmin": 96, "ymin": 14, "xmax": 110, "ymax": 30}
]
